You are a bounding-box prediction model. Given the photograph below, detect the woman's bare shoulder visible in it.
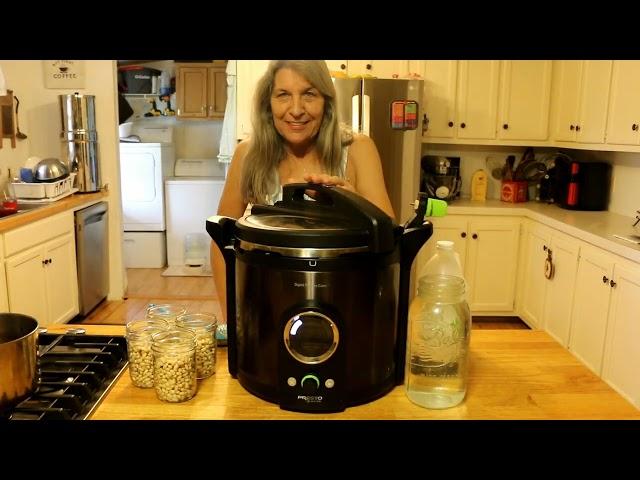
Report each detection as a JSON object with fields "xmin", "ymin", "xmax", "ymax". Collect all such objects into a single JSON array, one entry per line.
[{"xmin": 348, "ymin": 133, "xmax": 379, "ymax": 160}]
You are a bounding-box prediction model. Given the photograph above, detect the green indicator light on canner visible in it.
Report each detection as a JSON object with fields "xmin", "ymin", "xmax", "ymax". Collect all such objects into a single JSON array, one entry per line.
[{"xmin": 301, "ymin": 374, "xmax": 320, "ymax": 388}]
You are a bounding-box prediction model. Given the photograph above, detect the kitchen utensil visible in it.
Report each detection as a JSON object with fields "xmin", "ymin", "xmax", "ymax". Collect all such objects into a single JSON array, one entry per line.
[
  {"xmin": 33, "ymin": 157, "xmax": 69, "ymax": 183},
  {"xmin": 207, "ymin": 183, "xmax": 432, "ymax": 412},
  {"xmin": 14, "ymin": 96, "xmax": 27, "ymax": 140},
  {"xmin": 504, "ymin": 155, "xmax": 515, "ymax": 181},
  {"xmin": 0, "ymin": 313, "xmax": 39, "ymax": 415}
]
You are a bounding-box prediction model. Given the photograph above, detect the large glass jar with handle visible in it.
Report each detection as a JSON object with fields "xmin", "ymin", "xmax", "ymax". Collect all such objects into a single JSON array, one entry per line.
[{"xmin": 406, "ymin": 274, "xmax": 471, "ymax": 409}]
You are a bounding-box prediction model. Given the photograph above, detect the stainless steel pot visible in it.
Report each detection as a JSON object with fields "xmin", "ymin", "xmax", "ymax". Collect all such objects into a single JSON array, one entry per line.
[{"xmin": 0, "ymin": 313, "xmax": 39, "ymax": 414}]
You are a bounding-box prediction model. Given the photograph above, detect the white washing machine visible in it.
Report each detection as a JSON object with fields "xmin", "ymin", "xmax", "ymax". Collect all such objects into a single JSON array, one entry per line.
[
  {"xmin": 165, "ymin": 158, "xmax": 226, "ymax": 271},
  {"xmin": 120, "ymin": 126, "xmax": 175, "ymax": 268}
]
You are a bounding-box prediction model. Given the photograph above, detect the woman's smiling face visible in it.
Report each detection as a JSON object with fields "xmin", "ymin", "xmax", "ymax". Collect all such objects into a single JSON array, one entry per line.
[{"xmin": 270, "ymin": 67, "xmax": 325, "ymax": 149}]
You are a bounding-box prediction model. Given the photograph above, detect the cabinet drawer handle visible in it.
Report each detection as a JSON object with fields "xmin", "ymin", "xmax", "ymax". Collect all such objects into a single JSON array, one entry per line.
[
  {"xmin": 610, "ymin": 279, "xmax": 617, "ymax": 288},
  {"xmin": 461, "ymin": 232, "xmax": 467, "ymax": 238},
  {"xmin": 340, "ymin": 64, "xmax": 346, "ymax": 70},
  {"xmin": 448, "ymin": 121, "xmax": 454, "ymax": 127},
  {"xmin": 602, "ymin": 275, "xmax": 609, "ymax": 284},
  {"xmin": 366, "ymin": 64, "xmax": 372, "ymax": 70},
  {"xmin": 472, "ymin": 233, "xmax": 478, "ymax": 239},
  {"xmin": 460, "ymin": 122, "xmax": 466, "ymax": 129}
]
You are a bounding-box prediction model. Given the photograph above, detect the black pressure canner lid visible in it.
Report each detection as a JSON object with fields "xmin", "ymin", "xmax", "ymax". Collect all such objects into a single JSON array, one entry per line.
[{"xmin": 235, "ymin": 184, "xmax": 399, "ymax": 253}]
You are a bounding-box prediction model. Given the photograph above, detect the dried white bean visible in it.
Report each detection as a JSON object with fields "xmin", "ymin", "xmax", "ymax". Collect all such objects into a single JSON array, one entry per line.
[{"xmin": 153, "ymin": 352, "xmax": 196, "ymax": 402}]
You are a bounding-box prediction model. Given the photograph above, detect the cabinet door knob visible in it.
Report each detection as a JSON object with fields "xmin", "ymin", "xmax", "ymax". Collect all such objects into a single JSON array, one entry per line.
[
  {"xmin": 503, "ymin": 123, "xmax": 509, "ymax": 130},
  {"xmin": 366, "ymin": 64, "xmax": 372, "ymax": 70},
  {"xmin": 340, "ymin": 64, "xmax": 346, "ymax": 70},
  {"xmin": 610, "ymin": 279, "xmax": 617, "ymax": 288},
  {"xmin": 633, "ymin": 124, "xmax": 638, "ymax": 131},
  {"xmin": 570, "ymin": 124, "xmax": 575, "ymax": 131},
  {"xmin": 448, "ymin": 121, "xmax": 454, "ymax": 127},
  {"xmin": 602, "ymin": 275, "xmax": 609, "ymax": 284},
  {"xmin": 460, "ymin": 122, "xmax": 466, "ymax": 129},
  {"xmin": 461, "ymin": 232, "xmax": 467, "ymax": 238},
  {"xmin": 575, "ymin": 125, "xmax": 581, "ymax": 132},
  {"xmin": 472, "ymin": 233, "xmax": 478, "ymax": 239},
  {"xmin": 543, "ymin": 245, "xmax": 547, "ymax": 251}
]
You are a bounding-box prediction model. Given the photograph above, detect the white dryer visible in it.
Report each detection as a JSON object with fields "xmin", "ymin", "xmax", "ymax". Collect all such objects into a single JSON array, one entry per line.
[
  {"xmin": 165, "ymin": 158, "xmax": 226, "ymax": 272},
  {"xmin": 120, "ymin": 126, "xmax": 175, "ymax": 268}
]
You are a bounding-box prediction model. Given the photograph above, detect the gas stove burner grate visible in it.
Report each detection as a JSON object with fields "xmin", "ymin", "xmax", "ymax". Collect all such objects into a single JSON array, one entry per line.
[{"xmin": 7, "ymin": 332, "xmax": 128, "ymax": 420}]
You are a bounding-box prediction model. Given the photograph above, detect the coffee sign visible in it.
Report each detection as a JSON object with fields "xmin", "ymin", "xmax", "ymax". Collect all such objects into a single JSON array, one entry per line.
[{"xmin": 43, "ymin": 60, "xmax": 86, "ymax": 89}]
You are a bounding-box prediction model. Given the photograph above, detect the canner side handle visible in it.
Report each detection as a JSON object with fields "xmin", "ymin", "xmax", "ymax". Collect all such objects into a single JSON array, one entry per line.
[{"xmin": 206, "ymin": 215, "xmax": 239, "ymax": 377}]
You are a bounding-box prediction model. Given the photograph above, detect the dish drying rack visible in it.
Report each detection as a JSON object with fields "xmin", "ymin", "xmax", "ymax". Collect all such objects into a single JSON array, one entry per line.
[{"xmin": 12, "ymin": 172, "xmax": 77, "ymax": 200}]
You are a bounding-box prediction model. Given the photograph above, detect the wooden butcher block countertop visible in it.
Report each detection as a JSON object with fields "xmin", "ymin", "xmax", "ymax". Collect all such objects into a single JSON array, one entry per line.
[
  {"xmin": 0, "ymin": 190, "xmax": 107, "ymax": 233},
  {"xmin": 45, "ymin": 324, "xmax": 640, "ymax": 420}
]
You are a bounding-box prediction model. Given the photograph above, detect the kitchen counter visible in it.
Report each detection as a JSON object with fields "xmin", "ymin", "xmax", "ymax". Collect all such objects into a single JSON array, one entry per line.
[
  {"xmin": 45, "ymin": 324, "xmax": 640, "ymax": 420},
  {"xmin": 446, "ymin": 199, "xmax": 640, "ymax": 264},
  {"xmin": 0, "ymin": 190, "xmax": 108, "ymax": 233}
]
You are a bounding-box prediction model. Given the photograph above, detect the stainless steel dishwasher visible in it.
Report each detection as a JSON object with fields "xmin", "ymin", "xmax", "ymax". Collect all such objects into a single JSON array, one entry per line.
[{"xmin": 75, "ymin": 201, "xmax": 109, "ymax": 316}]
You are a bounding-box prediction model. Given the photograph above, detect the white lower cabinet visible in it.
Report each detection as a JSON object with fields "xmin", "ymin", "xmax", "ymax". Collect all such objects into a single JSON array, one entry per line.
[
  {"xmin": 602, "ymin": 260, "xmax": 640, "ymax": 408},
  {"xmin": 518, "ymin": 221, "xmax": 580, "ymax": 337},
  {"xmin": 4, "ymin": 212, "xmax": 79, "ymax": 326},
  {"xmin": 416, "ymin": 215, "xmax": 520, "ymax": 314},
  {"xmin": 541, "ymin": 230, "xmax": 580, "ymax": 345},
  {"xmin": 568, "ymin": 244, "xmax": 614, "ymax": 375}
]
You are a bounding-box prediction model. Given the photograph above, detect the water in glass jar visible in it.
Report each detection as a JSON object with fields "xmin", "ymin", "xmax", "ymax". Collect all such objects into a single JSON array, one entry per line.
[{"xmin": 406, "ymin": 274, "xmax": 470, "ymax": 409}]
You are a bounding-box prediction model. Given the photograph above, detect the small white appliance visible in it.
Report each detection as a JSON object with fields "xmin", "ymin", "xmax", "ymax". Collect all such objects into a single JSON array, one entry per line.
[
  {"xmin": 120, "ymin": 126, "xmax": 175, "ymax": 268},
  {"xmin": 165, "ymin": 158, "xmax": 225, "ymax": 273}
]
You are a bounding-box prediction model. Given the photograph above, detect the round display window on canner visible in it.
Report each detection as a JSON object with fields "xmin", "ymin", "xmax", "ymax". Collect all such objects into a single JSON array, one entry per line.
[{"xmin": 284, "ymin": 311, "xmax": 339, "ymax": 364}]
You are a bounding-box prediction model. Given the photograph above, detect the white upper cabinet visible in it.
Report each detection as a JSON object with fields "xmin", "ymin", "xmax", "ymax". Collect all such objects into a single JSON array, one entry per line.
[
  {"xmin": 325, "ymin": 60, "xmax": 409, "ymax": 78},
  {"xmin": 553, "ymin": 60, "xmax": 612, "ymax": 144},
  {"xmin": 456, "ymin": 60, "xmax": 500, "ymax": 140},
  {"xmin": 498, "ymin": 60, "xmax": 552, "ymax": 141},
  {"xmin": 606, "ymin": 60, "xmax": 640, "ymax": 145},
  {"xmin": 423, "ymin": 60, "xmax": 500, "ymax": 141},
  {"xmin": 423, "ymin": 60, "xmax": 457, "ymax": 139}
]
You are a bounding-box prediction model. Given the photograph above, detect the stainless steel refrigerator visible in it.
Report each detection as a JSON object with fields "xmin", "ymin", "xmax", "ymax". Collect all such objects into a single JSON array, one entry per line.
[{"xmin": 333, "ymin": 77, "xmax": 424, "ymax": 223}]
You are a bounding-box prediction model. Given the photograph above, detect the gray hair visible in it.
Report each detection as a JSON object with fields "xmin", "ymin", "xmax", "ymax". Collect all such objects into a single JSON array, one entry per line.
[{"xmin": 240, "ymin": 60, "xmax": 353, "ymax": 204}]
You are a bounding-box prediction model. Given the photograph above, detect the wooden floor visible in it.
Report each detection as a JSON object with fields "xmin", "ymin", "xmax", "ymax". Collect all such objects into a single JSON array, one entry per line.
[
  {"xmin": 78, "ymin": 268, "xmax": 221, "ymax": 325},
  {"xmin": 78, "ymin": 268, "xmax": 530, "ymax": 330}
]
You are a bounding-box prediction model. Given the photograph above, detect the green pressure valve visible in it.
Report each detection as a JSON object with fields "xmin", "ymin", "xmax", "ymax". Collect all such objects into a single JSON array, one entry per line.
[
  {"xmin": 406, "ymin": 194, "xmax": 448, "ymax": 229},
  {"xmin": 424, "ymin": 197, "xmax": 448, "ymax": 218}
]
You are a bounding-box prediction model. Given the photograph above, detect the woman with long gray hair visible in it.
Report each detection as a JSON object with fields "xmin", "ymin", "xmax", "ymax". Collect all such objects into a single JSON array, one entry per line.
[{"xmin": 212, "ymin": 60, "xmax": 394, "ymax": 321}]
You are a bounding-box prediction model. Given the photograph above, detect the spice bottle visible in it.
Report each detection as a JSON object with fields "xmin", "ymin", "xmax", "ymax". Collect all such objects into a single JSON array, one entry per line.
[
  {"xmin": 406, "ymin": 275, "xmax": 471, "ymax": 409},
  {"xmin": 176, "ymin": 313, "xmax": 218, "ymax": 379},
  {"xmin": 125, "ymin": 318, "xmax": 169, "ymax": 388},
  {"xmin": 151, "ymin": 327, "xmax": 197, "ymax": 403}
]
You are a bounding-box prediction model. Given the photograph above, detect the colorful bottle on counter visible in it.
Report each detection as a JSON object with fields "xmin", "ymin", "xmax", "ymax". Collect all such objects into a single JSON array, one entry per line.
[{"xmin": 566, "ymin": 162, "xmax": 580, "ymax": 207}]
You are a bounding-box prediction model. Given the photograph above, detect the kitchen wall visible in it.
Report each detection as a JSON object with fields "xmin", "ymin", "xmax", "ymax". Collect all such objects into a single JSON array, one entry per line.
[
  {"xmin": 423, "ymin": 143, "xmax": 640, "ymax": 219},
  {"xmin": 564, "ymin": 149, "xmax": 640, "ymax": 219},
  {"xmin": 421, "ymin": 144, "xmax": 559, "ymax": 201},
  {"xmin": 0, "ymin": 59, "xmax": 125, "ymax": 301}
]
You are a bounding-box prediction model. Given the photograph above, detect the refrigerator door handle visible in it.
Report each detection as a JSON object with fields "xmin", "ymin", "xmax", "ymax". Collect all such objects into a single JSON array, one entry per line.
[
  {"xmin": 351, "ymin": 95, "xmax": 360, "ymax": 133},
  {"xmin": 362, "ymin": 94, "xmax": 371, "ymax": 136}
]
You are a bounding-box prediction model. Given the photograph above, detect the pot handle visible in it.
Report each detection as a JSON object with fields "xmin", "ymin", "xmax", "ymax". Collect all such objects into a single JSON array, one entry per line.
[
  {"xmin": 206, "ymin": 215, "xmax": 238, "ymax": 377},
  {"xmin": 394, "ymin": 220, "xmax": 433, "ymax": 385}
]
